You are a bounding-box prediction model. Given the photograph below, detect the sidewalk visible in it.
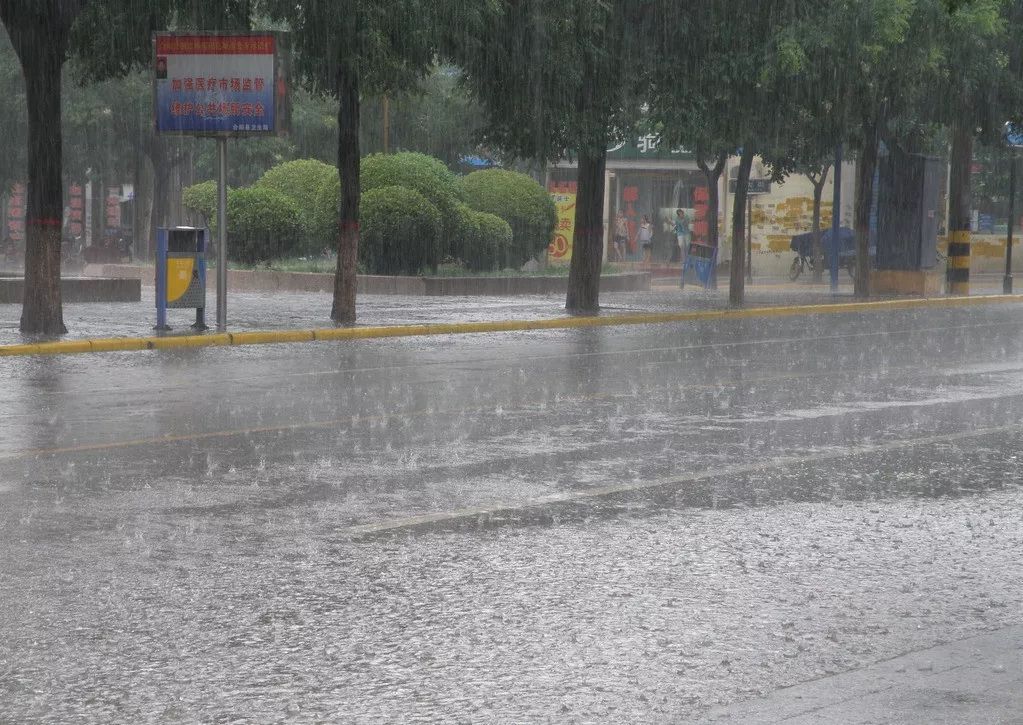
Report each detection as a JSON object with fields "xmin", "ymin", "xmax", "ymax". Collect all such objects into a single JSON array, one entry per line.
[{"xmin": 704, "ymin": 625, "xmax": 1023, "ymax": 724}]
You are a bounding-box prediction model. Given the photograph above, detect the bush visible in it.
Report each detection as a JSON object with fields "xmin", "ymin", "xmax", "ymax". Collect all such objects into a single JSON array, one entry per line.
[
  {"xmin": 254, "ymin": 159, "xmax": 337, "ymax": 253},
  {"xmin": 458, "ymin": 169, "xmax": 557, "ymax": 267},
  {"xmin": 360, "ymin": 185, "xmax": 441, "ymax": 275},
  {"xmin": 474, "ymin": 210, "xmax": 513, "ymax": 270},
  {"xmin": 182, "ymin": 180, "xmax": 219, "ymax": 226},
  {"xmin": 312, "ymin": 174, "xmax": 341, "ymax": 249},
  {"xmin": 451, "ymin": 204, "xmax": 513, "ymax": 272},
  {"xmin": 361, "ymin": 152, "xmax": 463, "ymax": 253},
  {"xmin": 226, "ymin": 186, "xmax": 303, "ymax": 264}
]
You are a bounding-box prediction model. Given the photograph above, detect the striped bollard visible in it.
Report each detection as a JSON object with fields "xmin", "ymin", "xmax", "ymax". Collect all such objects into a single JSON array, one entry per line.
[{"xmin": 947, "ymin": 231, "xmax": 970, "ymax": 295}]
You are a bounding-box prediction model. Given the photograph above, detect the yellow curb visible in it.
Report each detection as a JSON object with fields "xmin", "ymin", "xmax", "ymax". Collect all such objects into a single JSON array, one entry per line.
[{"xmin": 2, "ymin": 293, "xmax": 1023, "ymax": 358}]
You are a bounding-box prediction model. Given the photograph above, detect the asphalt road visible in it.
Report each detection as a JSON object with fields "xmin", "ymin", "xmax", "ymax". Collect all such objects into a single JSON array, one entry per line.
[{"xmin": 2, "ymin": 301, "xmax": 1023, "ymax": 722}]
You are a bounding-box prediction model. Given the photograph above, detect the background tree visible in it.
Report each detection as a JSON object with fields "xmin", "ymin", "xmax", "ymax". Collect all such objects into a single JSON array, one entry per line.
[
  {"xmin": 653, "ymin": 0, "xmax": 795, "ymax": 305},
  {"xmin": 0, "ymin": 0, "xmax": 89, "ymax": 334},
  {"xmin": 453, "ymin": 0, "xmax": 660, "ymax": 314},
  {"xmin": 262, "ymin": 0, "xmax": 442, "ymax": 325}
]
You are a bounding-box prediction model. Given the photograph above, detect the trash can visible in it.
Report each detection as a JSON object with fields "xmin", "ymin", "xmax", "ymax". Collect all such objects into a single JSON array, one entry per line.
[{"xmin": 156, "ymin": 226, "xmax": 207, "ymax": 330}]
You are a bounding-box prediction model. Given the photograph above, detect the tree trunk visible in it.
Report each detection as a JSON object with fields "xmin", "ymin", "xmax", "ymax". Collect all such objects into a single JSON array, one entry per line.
[
  {"xmin": 331, "ymin": 63, "xmax": 360, "ymax": 326},
  {"xmin": 729, "ymin": 147, "xmax": 754, "ymax": 306},
  {"xmin": 566, "ymin": 148, "xmax": 606, "ymax": 314},
  {"xmin": 698, "ymin": 152, "xmax": 726, "ymax": 248},
  {"xmin": 947, "ymin": 116, "xmax": 973, "ymax": 295},
  {"xmin": 854, "ymin": 125, "xmax": 879, "ymax": 298},
  {"xmin": 18, "ymin": 34, "xmax": 66, "ymax": 334},
  {"xmin": 809, "ymin": 167, "xmax": 829, "ymax": 283}
]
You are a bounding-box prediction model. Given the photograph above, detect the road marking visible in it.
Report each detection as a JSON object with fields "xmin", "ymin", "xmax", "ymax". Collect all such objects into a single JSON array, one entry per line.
[
  {"xmin": 342, "ymin": 422, "xmax": 1023, "ymax": 537},
  {"xmin": 2, "ymin": 294, "xmax": 1023, "ymax": 357},
  {"xmin": 3, "ymin": 356, "xmax": 1021, "ymax": 462},
  {"xmin": 2, "ymin": 318, "xmax": 1019, "ymax": 405}
]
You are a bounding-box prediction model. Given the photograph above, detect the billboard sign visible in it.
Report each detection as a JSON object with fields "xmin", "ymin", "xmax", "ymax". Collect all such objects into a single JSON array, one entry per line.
[{"xmin": 154, "ymin": 33, "xmax": 289, "ymax": 136}]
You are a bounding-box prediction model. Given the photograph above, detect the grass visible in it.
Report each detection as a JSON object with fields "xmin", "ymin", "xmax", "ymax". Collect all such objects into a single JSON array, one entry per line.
[{"xmin": 224, "ymin": 258, "xmax": 624, "ymax": 278}]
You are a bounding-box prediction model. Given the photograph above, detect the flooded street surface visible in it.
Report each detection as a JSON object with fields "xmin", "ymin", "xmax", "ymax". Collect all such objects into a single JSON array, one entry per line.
[{"xmin": 2, "ymin": 303, "xmax": 1023, "ymax": 722}]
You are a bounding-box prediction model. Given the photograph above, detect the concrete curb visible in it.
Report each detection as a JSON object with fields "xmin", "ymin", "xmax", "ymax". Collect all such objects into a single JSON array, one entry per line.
[
  {"xmin": 0, "ymin": 277, "xmax": 141, "ymax": 304},
  {"xmin": 89, "ymin": 264, "xmax": 652, "ymax": 296},
  {"xmin": 2, "ymin": 293, "xmax": 1023, "ymax": 359}
]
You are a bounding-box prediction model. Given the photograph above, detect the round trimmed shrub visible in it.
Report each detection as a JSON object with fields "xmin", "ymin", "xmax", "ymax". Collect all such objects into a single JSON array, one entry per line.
[
  {"xmin": 312, "ymin": 174, "xmax": 341, "ymax": 248},
  {"xmin": 361, "ymin": 152, "xmax": 463, "ymax": 253},
  {"xmin": 458, "ymin": 169, "xmax": 556, "ymax": 267},
  {"xmin": 451, "ymin": 204, "xmax": 513, "ymax": 272},
  {"xmin": 474, "ymin": 210, "xmax": 513, "ymax": 270},
  {"xmin": 182, "ymin": 180, "xmax": 219, "ymax": 226},
  {"xmin": 254, "ymin": 159, "xmax": 337, "ymax": 253},
  {"xmin": 226, "ymin": 186, "xmax": 303, "ymax": 264},
  {"xmin": 360, "ymin": 185, "xmax": 442, "ymax": 275}
]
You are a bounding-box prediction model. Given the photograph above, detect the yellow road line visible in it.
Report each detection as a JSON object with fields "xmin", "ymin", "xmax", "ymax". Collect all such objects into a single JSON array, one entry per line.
[
  {"xmin": 3, "ymin": 355, "xmax": 1019, "ymax": 462},
  {"xmin": 2, "ymin": 294, "xmax": 1023, "ymax": 358},
  {"xmin": 343, "ymin": 421, "xmax": 1023, "ymax": 537}
]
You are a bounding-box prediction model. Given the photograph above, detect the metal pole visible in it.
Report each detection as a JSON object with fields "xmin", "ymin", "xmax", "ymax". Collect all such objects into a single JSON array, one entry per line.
[
  {"xmin": 217, "ymin": 137, "xmax": 228, "ymax": 331},
  {"xmin": 746, "ymin": 195, "xmax": 752, "ymax": 282},
  {"xmin": 830, "ymin": 144, "xmax": 843, "ymax": 291},
  {"xmin": 1005, "ymin": 155, "xmax": 1016, "ymax": 295}
]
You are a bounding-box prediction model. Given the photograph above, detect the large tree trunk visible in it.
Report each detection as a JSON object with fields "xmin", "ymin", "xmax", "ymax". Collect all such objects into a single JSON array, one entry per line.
[
  {"xmin": 331, "ymin": 63, "xmax": 360, "ymax": 326},
  {"xmin": 1, "ymin": 1, "xmax": 87, "ymax": 335},
  {"xmin": 566, "ymin": 148, "xmax": 606, "ymax": 314},
  {"xmin": 729, "ymin": 147, "xmax": 754, "ymax": 306},
  {"xmin": 854, "ymin": 124, "xmax": 879, "ymax": 298},
  {"xmin": 698, "ymin": 151, "xmax": 727, "ymax": 248},
  {"xmin": 18, "ymin": 30, "xmax": 67, "ymax": 334},
  {"xmin": 947, "ymin": 116, "xmax": 973, "ymax": 295}
]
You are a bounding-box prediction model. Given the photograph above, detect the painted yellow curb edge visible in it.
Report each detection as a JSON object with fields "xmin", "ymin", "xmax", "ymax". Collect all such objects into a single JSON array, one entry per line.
[{"xmin": 2, "ymin": 293, "xmax": 1022, "ymax": 358}]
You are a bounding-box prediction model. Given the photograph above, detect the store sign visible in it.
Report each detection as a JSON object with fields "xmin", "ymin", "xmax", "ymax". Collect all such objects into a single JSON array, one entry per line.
[
  {"xmin": 607, "ymin": 135, "xmax": 694, "ymax": 161},
  {"xmin": 548, "ymin": 184, "xmax": 576, "ymax": 262},
  {"xmin": 729, "ymin": 178, "xmax": 772, "ymax": 195},
  {"xmin": 154, "ymin": 33, "xmax": 289, "ymax": 136}
]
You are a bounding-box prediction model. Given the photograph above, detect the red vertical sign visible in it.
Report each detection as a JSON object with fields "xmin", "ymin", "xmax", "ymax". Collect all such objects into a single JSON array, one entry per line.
[
  {"xmin": 6, "ymin": 183, "xmax": 25, "ymax": 243},
  {"xmin": 68, "ymin": 182, "xmax": 85, "ymax": 238}
]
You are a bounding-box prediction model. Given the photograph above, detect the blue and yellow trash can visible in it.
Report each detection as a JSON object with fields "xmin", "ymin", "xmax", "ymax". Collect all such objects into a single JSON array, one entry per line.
[{"xmin": 155, "ymin": 227, "xmax": 207, "ymax": 330}]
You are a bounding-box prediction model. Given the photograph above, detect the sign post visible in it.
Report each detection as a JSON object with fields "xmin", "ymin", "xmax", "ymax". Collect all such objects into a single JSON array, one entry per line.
[
  {"xmin": 154, "ymin": 32, "xmax": 289, "ymax": 331},
  {"xmin": 729, "ymin": 179, "xmax": 771, "ymax": 283},
  {"xmin": 1003, "ymin": 123, "xmax": 1023, "ymax": 294},
  {"xmin": 831, "ymin": 145, "xmax": 843, "ymax": 291}
]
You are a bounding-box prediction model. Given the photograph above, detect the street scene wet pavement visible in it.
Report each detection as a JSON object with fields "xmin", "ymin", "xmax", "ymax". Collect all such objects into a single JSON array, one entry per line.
[{"xmin": 2, "ymin": 298, "xmax": 1023, "ymax": 722}]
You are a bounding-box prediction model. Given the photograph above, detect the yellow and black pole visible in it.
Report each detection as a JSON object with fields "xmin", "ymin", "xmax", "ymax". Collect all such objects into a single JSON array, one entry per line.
[{"xmin": 947, "ymin": 119, "xmax": 973, "ymax": 295}]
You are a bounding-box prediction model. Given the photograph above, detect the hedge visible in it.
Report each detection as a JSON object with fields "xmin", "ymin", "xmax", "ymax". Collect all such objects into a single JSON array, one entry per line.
[
  {"xmin": 182, "ymin": 180, "xmax": 219, "ymax": 225},
  {"xmin": 458, "ymin": 169, "xmax": 556, "ymax": 267},
  {"xmin": 451, "ymin": 203, "xmax": 513, "ymax": 272},
  {"xmin": 360, "ymin": 185, "xmax": 442, "ymax": 275},
  {"xmin": 254, "ymin": 159, "xmax": 336, "ymax": 253},
  {"xmin": 360, "ymin": 152, "xmax": 464, "ymax": 254},
  {"xmin": 226, "ymin": 186, "xmax": 303, "ymax": 264}
]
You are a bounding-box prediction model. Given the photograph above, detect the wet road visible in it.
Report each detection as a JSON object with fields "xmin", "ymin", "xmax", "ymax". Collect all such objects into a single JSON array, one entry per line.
[{"xmin": 2, "ymin": 301, "xmax": 1023, "ymax": 722}]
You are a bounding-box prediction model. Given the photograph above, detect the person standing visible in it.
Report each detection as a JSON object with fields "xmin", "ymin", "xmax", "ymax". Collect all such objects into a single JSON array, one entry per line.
[
  {"xmin": 674, "ymin": 209, "xmax": 691, "ymax": 265},
  {"xmin": 638, "ymin": 215, "xmax": 654, "ymax": 264},
  {"xmin": 613, "ymin": 210, "xmax": 628, "ymax": 261}
]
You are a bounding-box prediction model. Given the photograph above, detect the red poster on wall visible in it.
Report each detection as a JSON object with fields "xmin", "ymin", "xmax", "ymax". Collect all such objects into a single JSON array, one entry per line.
[
  {"xmin": 67, "ymin": 182, "xmax": 85, "ymax": 238},
  {"xmin": 6, "ymin": 183, "xmax": 25, "ymax": 243},
  {"xmin": 105, "ymin": 186, "xmax": 122, "ymax": 232}
]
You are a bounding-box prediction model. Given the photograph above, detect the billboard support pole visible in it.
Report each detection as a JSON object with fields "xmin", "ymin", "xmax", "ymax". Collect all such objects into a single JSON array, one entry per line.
[
  {"xmin": 1005, "ymin": 154, "xmax": 1016, "ymax": 295},
  {"xmin": 217, "ymin": 137, "xmax": 228, "ymax": 331},
  {"xmin": 830, "ymin": 144, "xmax": 843, "ymax": 292}
]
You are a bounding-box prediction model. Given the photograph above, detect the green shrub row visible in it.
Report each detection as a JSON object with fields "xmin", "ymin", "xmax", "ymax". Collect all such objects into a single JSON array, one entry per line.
[{"xmin": 182, "ymin": 153, "xmax": 555, "ymax": 274}]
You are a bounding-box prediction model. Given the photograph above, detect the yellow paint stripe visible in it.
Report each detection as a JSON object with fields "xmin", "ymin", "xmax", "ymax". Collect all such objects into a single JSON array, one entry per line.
[
  {"xmin": 344, "ymin": 422, "xmax": 1023, "ymax": 537},
  {"xmin": 3, "ymin": 294, "xmax": 1023, "ymax": 358},
  {"xmin": 5, "ymin": 354, "xmax": 1022, "ymax": 463},
  {"xmin": 951, "ymin": 231, "xmax": 972, "ymax": 243},
  {"xmin": 948, "ymin": 256, "xmax": 971, "ymax": 269}
]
